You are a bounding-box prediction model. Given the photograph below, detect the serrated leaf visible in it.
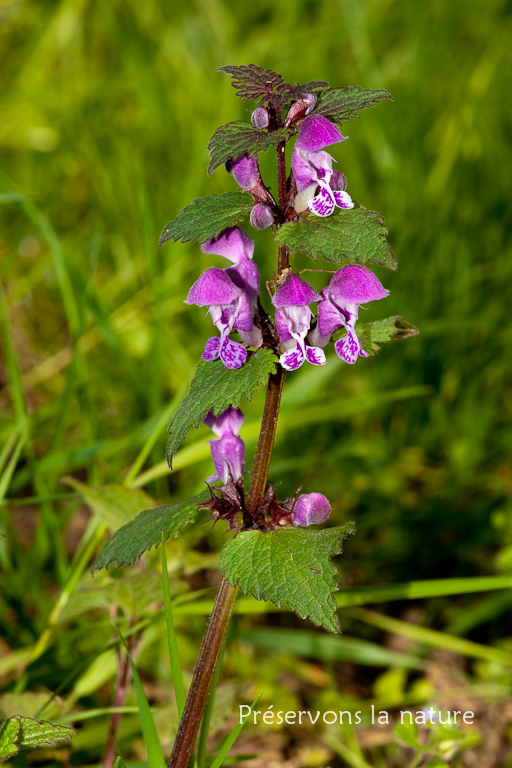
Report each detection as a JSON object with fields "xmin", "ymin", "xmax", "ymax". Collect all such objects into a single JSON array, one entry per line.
[
  {"xmin": 63, "ymin": 479, "xmax": 156, "ymax": 531},
  {"xmin": 158, "ymin": 192, "xmax": 253, "ymax": 246},
  {"xmin": 92, "ymin": 492, "xmax": 210, "ymax": 571},
  {"xmin": 218, "ymin": 64, "xmax": 284, "ymax": 101},
  {"xmin": 220, "ymin": 523, "xmax": 356, "ymax": 634},
  {"xmin": 3, "ymin": 717, "xmax": 75, "ymax": 751},
  {"xmin": 282, "ymin": 81, "xmax": 330, "ymax": 100},
  {"xmin": 0, "ymin": 718, "xmax": 20, "ymax": 760},
  {"xmin": 315, "ymin": 86, "xmax": 393, "ymax": 122},
  {"xmin": 352, "ymin": 316, "xmax": 419, "ymax": 356},
  {"xmin": 166, "ymin": 348, "xmax": 277, "ymax": 469},
  {"xmin": 208, "ymin": 122, "xmax": 291, "ymax": 175},
  {"xmin": 275, "ymin": 206, "xmax": 396, "ymax": 271}
]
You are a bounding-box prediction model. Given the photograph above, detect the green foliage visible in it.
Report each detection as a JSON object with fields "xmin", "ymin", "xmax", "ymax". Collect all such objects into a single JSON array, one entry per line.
[
  {"xmin": 113, "ymin": 624, "xmax": 166, "ymax": 768},
  {"xmin": 64, "ymin": 479, "xmax": 156, "ymax": 531},
  {"xmin": 275, "ymin": 206, "xmax": 397, "ymax": 270},
  {"xmin": 158, "ymin": 192, "xmax": 253, "ymax": 245},
  {"xmin": 351, "ymin": 316, "xmax": 419, "ymax": 356},
  {"xmin": 92, "ymin": 492, "xmax": 210, "ymax": 571},
  {"xmin": 217, "ymin": 64, "xmax": 329, "ymax": 106},
  {"xmin": 208, "ymin": 691, "xmax": 264, "ymax": 768},
  {"xmin": 0, "ymin": 719, "xmax": 19, "ymax": 760},
  {"xmin": 220, "ymin": 523, "xmax": 356, "ymax": 633},
  {"xmin": 208, "ymin": 122, "xmax": 291, "ymax": 175},
  {"xmin": 166, "ymin": 349, "xmax": 277, "ymax": 468},
  {"xmin": 315, "ymin": 86, "xmax": 393, "ymax": 122},
  {"xmin": 394, "ymin": 713, "xmax": 480, "ymax": 764},
  {"xmin": 218, "ymin": 64, "xmax": 285, "ymax": 100},
  {"xmin": 0, "ymin": 716, "xmax": 75, "ymax": 759}
]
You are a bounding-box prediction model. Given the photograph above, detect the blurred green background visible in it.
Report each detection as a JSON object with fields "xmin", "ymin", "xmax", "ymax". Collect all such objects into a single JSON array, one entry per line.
[{"xmin": 1, "ymin": 0, "xmax": 512, "ymax": 765}]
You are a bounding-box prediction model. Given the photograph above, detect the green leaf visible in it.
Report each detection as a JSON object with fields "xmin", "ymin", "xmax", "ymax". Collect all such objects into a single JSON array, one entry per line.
[
  {"xmin": 394, "ymin": 722, "xmax": 423, "ymax": 750},
  {"xmin": 0, "ymin": 716, "xmax": 76, "ymax": 755},
  {"xmin": 166, "ymin": 349, "xmax": 277, "ymax": 469},
  {"xmin": 315, "ymin": 86, "xmax": 393, "ymax": 122},
  {"xmin": 347, "ymin": 316, "xmax": 419, "ymax": 356},
  {"xmin": 208, "ymin": 122, "xmax": 292, "ymax": 175},
  {"xmin": 220, "ymin": 523, "xmax": 356, "ymax": 634},
  {"xmin": 92, "ymin": 492, "xmax": 210, "ymax": 571},
  {"xmin": 275, "ymin": 206, "xmax": 397, "ymax": 271},
  {"xmin": 158, "ymin": 192, "xmax": 253, "ymax": 246},
  {"xmin": 0, "ymin": 718, "xmax": 20, "ymax": 760},
  {"xmin": 218, "ymin": 64, "xmax": 284, "ymax": 101},
  {"xmin": 63, "ymin": 479, "xmax": 156, "ymax": 531}
]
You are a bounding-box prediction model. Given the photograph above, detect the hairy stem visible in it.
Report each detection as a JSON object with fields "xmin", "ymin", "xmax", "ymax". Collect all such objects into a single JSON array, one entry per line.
[
  {"xmin": 167, "ymin": 577, "xmax": 238, "ymax": 768},
  {"xmin": 245, "ymin": 366, "xmax": 284, "ymax": 515}
]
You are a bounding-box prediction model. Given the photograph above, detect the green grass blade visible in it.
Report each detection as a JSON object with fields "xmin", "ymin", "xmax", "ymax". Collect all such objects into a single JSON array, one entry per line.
[
  {"xmin": 124, "ymin": 382, "xmax": 190, "ymax": 486},
  {"xmin": 172, "ymin": 575, "xmax": 512, "ymax": 616},
  {"xmin": 347, "ymin": 607, "xmax": 512, "ymax": 666},
  {"xmin": 161, "ymin": 536, "xmax": 186, "ymax": 718},
  {"xmin": 208, "ymin": 691, "xmax": 263, "ymax": 768},
  {"xmin": 0, "ymin": 425, "xmax": 28, "ymax": 502},
  {"xmin": 111, "ymin": 622, "xmax": 166, "ymax": 768},
  {"xmin": 335, "ymin": 575, "xmax": 512, "ymax": 606},
  {"xmin": 0, "ymin": 285, "xmax": 28, "ymax": 421}
]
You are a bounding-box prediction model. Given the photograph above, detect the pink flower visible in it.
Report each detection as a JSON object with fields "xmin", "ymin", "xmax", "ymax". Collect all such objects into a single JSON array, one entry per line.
[
  {"xmin": 272, "ymin": 272, "xmax": 326, "ymax": 371},
  {"xmin": 292, "ymin": 115, "xmax": 354, "ymax": 217},
  {"xmin": 309, "ymin": 265, "xmax": 389, "ymax": 364}
]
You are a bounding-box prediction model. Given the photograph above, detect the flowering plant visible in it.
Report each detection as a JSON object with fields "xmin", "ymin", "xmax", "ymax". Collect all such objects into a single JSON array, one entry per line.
[{"xmin": 93, "ymin": 64, "xmax": 417, "ymax": 767}]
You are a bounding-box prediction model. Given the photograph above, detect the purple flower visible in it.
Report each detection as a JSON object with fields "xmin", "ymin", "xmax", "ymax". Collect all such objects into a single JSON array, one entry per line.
[
  {"xmin": 201, "ymin": 227, "xmax": 260, "ymax": 311},
  {"xmin": 272, "ymin": 272, "xmax": 326, "ymax": 371},
  {"xmin": 204, "ymin": 407, "xmax": 245, "ymax": 484},
  {"xmin": 186, "ymin": 267, "xmax": 256, "ymax": 369},
  {"xmin": 292, "ymin": 493, "xmax": 331, "ymax": 526},
  {"xmin": 292, "ymin": 115, "xmax": 354, "ymax": 217},
  {"xmin": 308, "ymin": 265, "xmax": 389, "ymax": 364},
  {"xmin": 226, "ymin": 154, "xmax": 260, "ymax": 190}
]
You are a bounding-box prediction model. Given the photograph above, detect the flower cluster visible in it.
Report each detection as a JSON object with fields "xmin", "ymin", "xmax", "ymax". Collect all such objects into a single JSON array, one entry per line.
[
  {"xmin": 178, "ymin": 100, "xmax": 395, "ymax": 529},
  {"xmin": 273, "ymin": 266, "xmax": 388, "ymax": 370},
  {"xmin": 183, "ymin": 112, "xmax": 389, "ymax": 374}
]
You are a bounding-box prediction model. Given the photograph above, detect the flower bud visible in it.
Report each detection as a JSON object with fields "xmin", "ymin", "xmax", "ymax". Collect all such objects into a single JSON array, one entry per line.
[
  {"xmin": 251, "ymin": 107, "xmax": 269, "ymax": 129},
  {"xmin": 204, "ymin": 407, "xmax": 246, "ymax": 484},
  {"xmin": 226, "ymin": 154, "xmax": 259, "ymax": 189},
  {"xmin": 292, "ymin": 493, "xmax": 331, "ymax": 526},
  {"xmin": 284, "ymin": 93, "xmax": 317, "ymax": 127},
  {"xmin": 250, "ymin": 203, "xmax": 274, "ymax": 230}
]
